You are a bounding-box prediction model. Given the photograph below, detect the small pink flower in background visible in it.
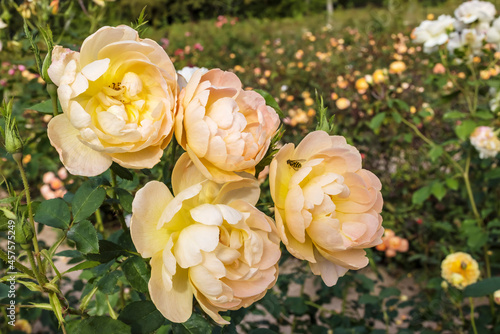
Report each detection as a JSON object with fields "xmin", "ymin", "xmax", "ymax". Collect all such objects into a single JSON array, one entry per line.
[
  {"xmin": 160, "ymin": 38, "xmax": 169, "ymax": 49},
  {"xmin": 0, "ymin": 79, "xmax": 7, "ymax": 86},
  {"xmin": 216, "ymin": 15, "xmax": 228, "ymax": 28},
  {"xmin": 8, "ymin": 68, "xmax": 15, "ymax": 76},
  {"xmin": 174, "ymin": 48, "xmax": 184, "ymax": 56},
  {"xmin": 433, "ymin": 63, "xmax": 446, "ymax": 74},
  {"xmin": 193, "ymin": 43, "xmax": 203, "ymax": 52},
  {"xmin": 376, "ymin": 229, "xmax": 409, "ymax": 257},
  {"xmin": 230, "ymin": 17, "xmax": 238, "ymax": 25},
  {"xmin": 18, "ymin": 65, "xmax": 26, "ymax": 71},
  {"xmin": 184, "ymin": 31, "xmax": 191, "ymax": 37}
]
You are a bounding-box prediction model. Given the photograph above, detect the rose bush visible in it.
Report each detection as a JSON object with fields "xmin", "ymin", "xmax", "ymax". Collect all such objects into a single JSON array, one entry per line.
[
  {"xmin": 130, "ymin": 153, "xmax": 280, "ymax": 324},
  {"xmin": 47, "ymin": 25, "xmax": 177, "ymax": 176},
  {"xmin": 269, "ymin": 130, "xmax": 383, "ymax": 286},
  {"xmin": 175, "ymin": 69, "xmax": 280, "ymax": 182}
]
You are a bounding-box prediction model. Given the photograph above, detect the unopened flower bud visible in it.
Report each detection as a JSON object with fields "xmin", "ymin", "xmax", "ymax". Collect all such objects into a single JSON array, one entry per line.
[{"xmin": 0, "ymin": 100, "xmax": 23, "ymax": 154}]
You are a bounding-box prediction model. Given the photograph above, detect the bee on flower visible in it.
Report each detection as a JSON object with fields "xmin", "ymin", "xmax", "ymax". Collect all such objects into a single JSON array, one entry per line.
[{"xmin": 441, "ymin": 252, "xmax": 480, "ymax": 289}]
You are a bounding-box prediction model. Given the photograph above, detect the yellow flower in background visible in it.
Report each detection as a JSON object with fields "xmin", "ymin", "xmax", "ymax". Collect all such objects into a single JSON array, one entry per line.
[
  {"xmin": 355, "ymin": 77, "xmax": 369, "ymax": 93},
  {"xmin": 175, "ymin": 69, "xmax": 280, "ymax": 182},
  {"xmin": 13, "ymin": 319, "xmax": 32, "ymax": 333},
  {"xmin": 269, "ymin": 131, "xmax": 384, "ymax": 286},
  {"xmin": 131, "ymin": 154, "xmax": 280, "ymax": 324},
  {"xmin": 372, "ymin": 69, "xmax": 388, "ymax": 84},
  {"xmin": 441, "ymin": 252, "xmax": 480, "ymax": 289},
  {"xmin": 47, "ymin": 25, "xmax": 177, "ymax": 176},
  {"xmin": 336, "ymin": 97, "xmax": 351, "ymax": 110},
  {"xmin": 389, "ymin": 61, "xmax": 406, "ymax": 74}
]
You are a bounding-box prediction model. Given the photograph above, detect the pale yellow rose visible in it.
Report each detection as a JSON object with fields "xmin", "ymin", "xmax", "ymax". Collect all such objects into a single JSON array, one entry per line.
[
  {"xmin": 441, "ymin": 252, "xmax": 480, "ymax": 289},
  {"xmin": 175, "ymin": 69, "xmax": 280, "ymax": 182},
  {"xmin": 47, "ymin": 25, "xmax": 177, "ymax": 176},
  {"xmin": 130, "ymin": 153, "xmax": 280, "ymax": 324},
  {"xmin": 269, "ymin": 131, "xmax": 384, "ymax": 286}
]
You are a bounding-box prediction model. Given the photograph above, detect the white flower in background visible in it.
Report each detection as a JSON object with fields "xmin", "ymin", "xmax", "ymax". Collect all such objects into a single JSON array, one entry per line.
[
  {"xmin": 0, "ymin": 19, "xmax": 7, "ymax": 29},
  {"xmin": 455, "ymin": 0, "xmax": 496, "ymax": 25},
  {"xmin": 448, "ymin": 29, "xmax": 485, "ymax": 54},
  {"xmin": 470, "ymin": 126, "xmax": 500, "ymax": 159},
  {"xmin": 412, "ymin": 15, "xmax": 456, "ymax": 53},
  {"xmin": 487, "ymin": 17, "xmax": 500, "ymax": 47},
  {"xmin": 177, "ymin": 66, "xmax": 208, "ymax": 86}
]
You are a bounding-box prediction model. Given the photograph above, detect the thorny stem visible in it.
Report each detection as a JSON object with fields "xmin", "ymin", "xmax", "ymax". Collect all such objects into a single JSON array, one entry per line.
[
  {"xmin": 13, "ymin": 153, "xmax": 43, "ymax": 273},
  {"xmin": 26, "ymin": 249, "xmax": 45, "ymax": 289}
]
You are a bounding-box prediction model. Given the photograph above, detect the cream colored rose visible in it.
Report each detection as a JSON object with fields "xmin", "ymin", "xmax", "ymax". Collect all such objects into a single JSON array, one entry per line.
[
  {"xmin": 175, "ymin": 69, "xmax": 280, "ymax": 182},
  {"xmin": 130, "ymin": 153, "xmax": 280, "ymax": 324},
  {"xmin": 269, "ymin": 131, "xmax": 383, "ymax": 286},
  {"xmin": 47, "ymin": 25, "xmax": 177, "ymax": 176}
]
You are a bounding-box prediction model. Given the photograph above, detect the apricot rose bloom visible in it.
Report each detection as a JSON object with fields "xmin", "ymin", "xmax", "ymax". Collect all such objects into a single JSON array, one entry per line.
[
  {"xmin": 269, "ymin": 131, "xmax": 384, "ymax": 286},
  {"xmin": 175, "ymin": 69, "xmax": 280, "ymax": 182},
  {"xmin": 47, "ymin": 25, "xmax": 177, "ymax": 176},
  {"xmin": 130, "ymin": 154, "xmax": 280, "ymax": 324},
  {"xmin": 441, "ymin": 252, "xmax": 480, "ymax": 289}
]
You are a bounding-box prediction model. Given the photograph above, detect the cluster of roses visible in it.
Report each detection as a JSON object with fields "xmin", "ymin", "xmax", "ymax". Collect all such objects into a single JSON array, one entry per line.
[
  {"xmin": 412, "ymin": 0, "xmax": 500, "ymax": 54},
  {"xmin": 46, "ymin": 26, "xmax": 384, "ymax": 324}
]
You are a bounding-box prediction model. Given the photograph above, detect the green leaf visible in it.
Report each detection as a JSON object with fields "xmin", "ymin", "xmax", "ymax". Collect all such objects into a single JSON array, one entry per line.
[
  {"xmin": 72, "ymin": 180, "xmax": 106, "ymax": 223},
  {"xmin": 86, "ymin": 240, "xmax": 125, "ymax": 263},
  {"xmin": 34, "ymin": 198, "xmax": 70, "ymax": 229},
  {"xmin": 428, "ymin": 145, "xmax": 443, "ymax": 162},
  {"xmin": 171, "ymin": 313, "xmax": 211, "ymax": 334},
  {"xmin": 392, "ymin": 99, "xmax": 409, "ymax": 111},
  {"xmin": 391, "ymin": 111, "xmax": 402, "ymax": 123},
  {"xmin": 73, "ymin": 316, "xmax": 131, "ymax": 334},
  {"xmin": 28, "ymin": 100, "xmax": 54, "ymax": 114},
  {"xmin": 64, "ymin": 261, "xmax": 101, "ymax": 274},
  {"xmin": 476, "ymin": 111, "xmax": 494, "ymax": 120},
  {"xmin": 284, "ymin": 297, "xmax": 308, "ymax": 315},
  {"xmin": 412, "ymin": 185, "xmax": 432, "ymax": 205},
  {"xmin": 431, "ymin": 182, "xmax": 447, "ymax": 201},
  {"xmin": 464, "ymin": 277, "xmax": 500, "ymax": 297},
  {"xmin": 379, "ymin": 287, "xmax": 400, "ymax": 299},
  {"xmin": 467, "ymin": 230, "xmax": 488, "ymax": 250},
  {"xmin": 369, "ymin": 112, "xmax": 386, "ymax": 130},
  {"xmin": 443, "ymin": 110, "xmax": 466, "ymax": 120},
  {"xmin": 97, "ymin": 271, "xmax": 122, "ymax": 294},
  {"xmin": 110, "ymin": 163, "xmax": 134, "ymax": 181},
  {"xmin": 445, "ymin": 178, "xmax": 459, "ymax": 190},
  {"xmin": 254, "ymin": 89, "xmax": 284, "ymax": 118},
  {"xmin": 118, "ymin": 301, "xmax": 165, "ymax": 334},
  {"xmin": 359, "ymin": 295, "xmax": 378, "ymax": 305},
  {"xmin": 485, "ymin": 168, "xmax": 500, "ymax": 180},
  {"xmin": 116, "ymin": 188, "xmax": 134, "ymax": 213},
  {"xmin": 122, "ymin": 257, "xmax": 150, "ymax": 294},
  {"xmin": 67, "ymin": 220, "xmax": 99, "ymax": 254},
  {"xmin": 455, "ymin": 120, "xmax": 476, "ymax": 141}
]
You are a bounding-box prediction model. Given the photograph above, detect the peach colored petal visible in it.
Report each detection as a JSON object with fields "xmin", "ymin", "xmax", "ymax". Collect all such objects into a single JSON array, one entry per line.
[
  {"xmin": 149, "ymin": 253, "xmax": 193, "ymax": 323},
  {"xmin": 110, "ymin": 146, "xmax": 164, "ymax": 169},
  {"xmin": 47, "ymin": 115, "xmax": 112, "ymax": 176}
]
